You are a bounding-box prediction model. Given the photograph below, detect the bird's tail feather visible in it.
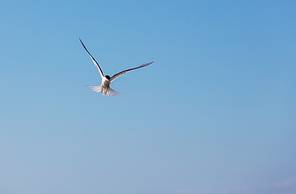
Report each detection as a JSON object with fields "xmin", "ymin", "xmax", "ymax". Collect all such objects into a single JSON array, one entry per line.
[
  {"xmin": 106, "ymin": 88, "xmax": 125, "ymax": 96},
  {"xmin": 85, "ymin": 85, "xmax": 125, "ymax": 96},
  {"xmin": 85, "ymin": 85, "xmax": 102, "ymax": 93}
]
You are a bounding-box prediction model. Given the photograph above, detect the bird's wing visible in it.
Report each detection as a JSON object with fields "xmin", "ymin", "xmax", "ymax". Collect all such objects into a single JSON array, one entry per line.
[
  {"xmin": 79, "ymin": 38, "xmax": 104, "ymax": 78},
  {"xmin": 110, "ymin": 61, "xmax": 153, "ymax": 82}
]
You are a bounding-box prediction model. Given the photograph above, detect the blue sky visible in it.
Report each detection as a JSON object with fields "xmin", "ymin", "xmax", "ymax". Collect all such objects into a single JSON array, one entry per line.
[{"xmin": 0, "ymin": 0, "xmax": 295, "ymax": 194}]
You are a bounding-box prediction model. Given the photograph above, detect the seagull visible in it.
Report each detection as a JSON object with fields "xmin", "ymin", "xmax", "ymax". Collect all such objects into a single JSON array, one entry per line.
[{"xmin": 79, "ymin": 39, "xmax": 153, "ymax": 96}]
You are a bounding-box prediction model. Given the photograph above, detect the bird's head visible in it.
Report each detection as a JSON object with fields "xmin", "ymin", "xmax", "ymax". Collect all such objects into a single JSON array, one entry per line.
[{"xmin": 105, "ymin": 75, "xmax": 111, "ymax": 83}]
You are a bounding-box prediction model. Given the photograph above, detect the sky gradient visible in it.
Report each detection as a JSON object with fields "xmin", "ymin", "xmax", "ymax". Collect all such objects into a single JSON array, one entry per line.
[{"xmin": 0, "ymin": 0, "xmax": 296, "ymax": 194}]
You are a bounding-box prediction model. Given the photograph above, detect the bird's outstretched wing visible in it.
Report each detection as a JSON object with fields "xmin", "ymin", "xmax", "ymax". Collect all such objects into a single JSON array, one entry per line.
[
  {"xmin": 79, "ymin": 38, "xmax": 104, "ymax": 79},
  {"xmin": 110, "ymin": 61, "xmax": 153, "ymax": 82}
]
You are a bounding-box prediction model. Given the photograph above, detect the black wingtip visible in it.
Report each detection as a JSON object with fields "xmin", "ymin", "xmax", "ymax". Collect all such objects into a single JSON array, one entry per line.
[
  {"xmin": 79, "ymin": 38, "xmax": 89, "ymax": 53},
  {"xmin": 147, "ymin": 61, "xmax": 154, "ymax": 65},
  {"xmin": 144, "ymin": 61, "xmax": 154, "ymax": 67}
]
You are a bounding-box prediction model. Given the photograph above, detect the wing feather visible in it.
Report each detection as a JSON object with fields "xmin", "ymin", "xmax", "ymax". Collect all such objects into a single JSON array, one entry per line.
[
  {"xmin": 110, "ymin": 61, "xmax": 153, "ymax": 82},
  {"xmin": 79, "ymin": 38, "xmax": 104, "ymax": 78}
]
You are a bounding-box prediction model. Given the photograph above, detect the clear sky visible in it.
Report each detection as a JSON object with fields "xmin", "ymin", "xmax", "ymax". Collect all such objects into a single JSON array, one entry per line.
[{"xmin": 0, "ymin": 0, "xmax": 295, "ymax": 194}]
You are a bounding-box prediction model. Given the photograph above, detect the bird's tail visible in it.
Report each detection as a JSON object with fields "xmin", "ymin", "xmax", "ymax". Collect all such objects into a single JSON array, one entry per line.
[
  {"xmin": 106, "ymin": 87, "xmax": 125, "ymax": 96},
  {"xmin": 85, "ymin": 85, "xmax": 102, "ymax": 93},
  {"xmin": 85, "ymin": 85, "xmax": 125, "ymax": 96}
]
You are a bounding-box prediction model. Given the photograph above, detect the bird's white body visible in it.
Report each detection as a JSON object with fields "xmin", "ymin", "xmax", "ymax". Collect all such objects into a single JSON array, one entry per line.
[
  {"xmin": 80, "ymin": 38, "xmax": 153, "ymax": 96},
  {"xmin": 101, "ymin": 76, "xmax": 110, "ymax": 88},
  {"xmin": 87, "ymin": 77, "xmax": 118, "ymax": 96},
  {"xmin": 100, "ymin": 76, "xmax": 111, "ymax": 95}
]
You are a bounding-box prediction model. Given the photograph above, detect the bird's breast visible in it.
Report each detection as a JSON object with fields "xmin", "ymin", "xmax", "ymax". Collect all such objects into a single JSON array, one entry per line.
[{"xmin": 101, "ymin": 79, "xmax": 110, "ymax": 88}]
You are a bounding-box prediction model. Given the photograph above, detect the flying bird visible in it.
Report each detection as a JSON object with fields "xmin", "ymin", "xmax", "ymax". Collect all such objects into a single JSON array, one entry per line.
[{"xmin": 79, "ymin": 38, "xmax": 153, "ymax": 96}]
